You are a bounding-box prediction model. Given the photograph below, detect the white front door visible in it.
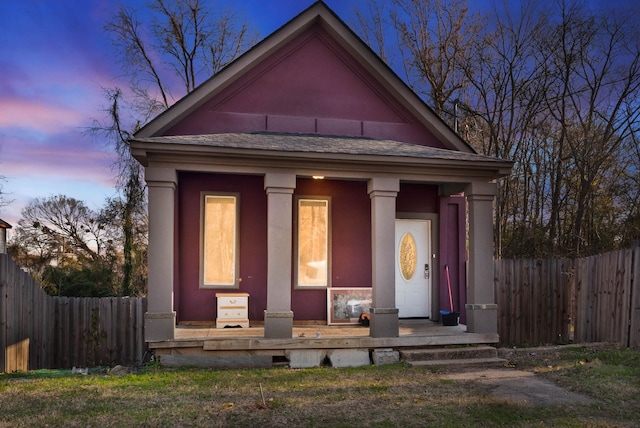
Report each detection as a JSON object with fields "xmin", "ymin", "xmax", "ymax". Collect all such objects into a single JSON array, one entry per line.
[{"xmin": 395, "ymin": 219, "xmax": 431, "ymax": 318}]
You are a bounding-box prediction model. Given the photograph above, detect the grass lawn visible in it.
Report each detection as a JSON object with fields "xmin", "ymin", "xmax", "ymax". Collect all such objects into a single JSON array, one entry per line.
[{"xmin": 1, "ymin": 344, "xmax": 638, "ymax": 427}]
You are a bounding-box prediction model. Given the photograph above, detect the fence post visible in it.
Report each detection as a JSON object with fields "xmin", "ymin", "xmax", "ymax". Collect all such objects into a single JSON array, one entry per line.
[
  {"xmin": 629, "ymin": 245, "xmax": 640, "ymax": 349},
  {"xmin": 0, "ymin": 254, "xmax": 7, "ymax": 372}
]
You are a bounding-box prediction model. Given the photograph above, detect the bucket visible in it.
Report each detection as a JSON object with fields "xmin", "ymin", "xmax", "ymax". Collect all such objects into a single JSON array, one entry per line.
[{"xmin": 440, "ymin": 310, "xmax": 460, "ymax": 326}]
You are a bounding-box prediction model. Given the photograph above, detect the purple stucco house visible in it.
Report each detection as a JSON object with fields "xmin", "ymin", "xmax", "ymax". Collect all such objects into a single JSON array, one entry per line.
[{"xmin": 131, "ymin": 2, "xmax": 512, "ymax": 343}]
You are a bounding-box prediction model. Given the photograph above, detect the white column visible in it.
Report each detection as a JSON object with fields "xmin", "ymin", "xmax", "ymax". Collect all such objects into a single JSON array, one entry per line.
[
  {"xmin": 368, "ymin": 177, "xmax": 400, "ymax": 337},
  {"xmin": 264, "ymin": 173, "xmax": 296, "ymax": 338},
  {"xmin": 145, "ymin": 167, "xmax": 177, "ymax": 341},
  {"xmin": 465, "ymin": 181, "xmax": 498, "ymax": 334}
]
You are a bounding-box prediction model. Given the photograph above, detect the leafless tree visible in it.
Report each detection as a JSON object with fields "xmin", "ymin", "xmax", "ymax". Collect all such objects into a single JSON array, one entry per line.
[
  {"xmin": 540, "ymin": 1, "xmax": 640, "ymax": 257},
  {"xmin": 459, "ymin": 0, "xmax": 550, "ymax": 257},
  {"xmin": 391, "ymin": 0, "xmax": 483, "ymax": 116},
  {"xmin": 90, "ymin": 0, "xmax": 255, "ymax": 294},
  {"xmin": 355, "ymin": 0, "xmax": 640, "ymax": 258},
  {"xmin": 14, "ymin": 195, "xmax": 108, "ymax": 262},
  {"xmin": 353, "ymin": 0, "xmax": 391, "ymax": 64}
]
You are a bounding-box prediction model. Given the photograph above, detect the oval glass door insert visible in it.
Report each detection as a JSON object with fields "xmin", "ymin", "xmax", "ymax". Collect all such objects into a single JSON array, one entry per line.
[{"xmin": 399, "ymin": 232, "xmax": 417, "ymax": 281}]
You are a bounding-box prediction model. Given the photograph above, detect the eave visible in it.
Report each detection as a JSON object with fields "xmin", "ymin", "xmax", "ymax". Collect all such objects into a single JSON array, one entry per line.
[{"xmin": 131, "ymin": 133, "xmax": 512, "ymax": 183}]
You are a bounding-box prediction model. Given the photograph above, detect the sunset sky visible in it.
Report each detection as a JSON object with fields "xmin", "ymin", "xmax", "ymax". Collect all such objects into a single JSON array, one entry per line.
[
  {"xmin": 0, "ymin": 0, "xmax": 635, "ymax": 230},
  {"xmin": 0, "ymin": 0, "xmax": 357, "ymax": 228}
]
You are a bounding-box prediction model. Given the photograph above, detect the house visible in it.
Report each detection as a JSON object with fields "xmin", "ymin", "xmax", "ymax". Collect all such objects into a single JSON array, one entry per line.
[
  {"xmin": 0, "ymin": 218, "xmax": 11, "ymax": 254},
  {"xmin": 130, "ymin": 1, "xmax": 512, "ymax": 344}
]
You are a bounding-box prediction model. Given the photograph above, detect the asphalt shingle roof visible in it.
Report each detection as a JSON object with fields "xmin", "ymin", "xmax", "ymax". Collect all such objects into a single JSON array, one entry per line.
[{"xmin": 134, "ymin": 132, "xmax": 507, "ymax": 163}]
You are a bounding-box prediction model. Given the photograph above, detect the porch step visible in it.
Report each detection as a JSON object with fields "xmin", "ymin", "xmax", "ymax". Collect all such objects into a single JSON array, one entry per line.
[
  {"xmin": 405, "ymin": 357, "xmax": 507, "ymax": 368},
  {"xmin": 400, "ymin": 346, "xmax": 507, "ymax": 368}
]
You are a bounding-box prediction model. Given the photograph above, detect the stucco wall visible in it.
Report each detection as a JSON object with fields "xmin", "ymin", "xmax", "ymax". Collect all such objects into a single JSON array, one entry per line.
[
  {"xmin": 167, "ymin": 21, "xmax": 466, "ymax": 324},
  {"xmin": 176, "ymin": 172, "xmax": 267, "ymax": 322},
  {"xmin": 165, "ymin": 24, "xmax": 445, "ymax": 148},
  {"xmin": 439, "ymin": 196, "xmax": 467, "ymax": 323},
  {"xmin": 176, "ymin": 173, "xmax": 375, "ymax": 323},
  {"xmin": 175, "ymin": 172, "xmax": 463, "ymax": 324},
  {"xmin": 292, "ymin": 178, "xmax": 371, "ymax": 320}
]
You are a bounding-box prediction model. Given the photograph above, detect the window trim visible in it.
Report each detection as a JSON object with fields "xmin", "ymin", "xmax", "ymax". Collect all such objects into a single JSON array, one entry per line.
[
  {"xmin": 199, "ymin": 192, "xmax": 240, "ymax": 289},
  {"xmin": 294, "ymin": 196, "xmax": 331, "ymax": 289}
]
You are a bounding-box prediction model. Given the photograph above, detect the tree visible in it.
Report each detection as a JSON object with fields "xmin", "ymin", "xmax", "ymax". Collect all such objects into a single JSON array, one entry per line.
[
  {"xmin": 355, "ymin": 0, "xmax": 640, "ymax": 258},
  {"xmin": 391, "ymin": 0, "xmax": 483, "ymax": 117},
  {"xmin": 8, "ymin": 195, "xmax": 121, "ymax": 296},
  {"xmin": 90, "ymin": 0, "xmax": 255, "ymax": 295},
  {"xmin": 459, "ymin": 0, "xmax": 550, "ymax": 257},
  {"xmin": 353, "ymin": 0, "xmax": 391, "ymax": 64},
  {"xmin": 540, "ymin": 2, "xmax": 640, "ymax": 257}
]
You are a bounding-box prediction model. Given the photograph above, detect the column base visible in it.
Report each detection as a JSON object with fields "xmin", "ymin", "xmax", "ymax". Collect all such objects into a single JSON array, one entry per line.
[
  {"xmin": 369, "ymin": 308, "xmax": 399, "ymax": 338},
  {"xmin": 264, "ymin": 310, "xmax": 294, "ymax": 338},
  {"xmin": 465, "ymin": 304, "xmax": 498, "ymax": 334},
  {"xmin": 145, "ymin": 311, "xmax": 176, "ymax": 341}
]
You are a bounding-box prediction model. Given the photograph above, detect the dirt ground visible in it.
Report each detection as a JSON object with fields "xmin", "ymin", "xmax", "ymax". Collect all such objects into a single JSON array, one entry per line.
[
  {"xmin": 438, "ymin": 368, "xmax": 594, "ymax": 407},
  {"xmin": 435, "ymin": 344, "xmax": 609, "ymax": 407}
]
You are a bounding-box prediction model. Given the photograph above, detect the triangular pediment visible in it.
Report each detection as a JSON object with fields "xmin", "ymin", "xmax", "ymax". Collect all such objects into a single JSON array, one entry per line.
[
  {"xmin": 208, "ymin": 26, "xmax": 408, "ymax": 123},
  {"xmin": 135, "ymin": 1, "xmax": 474, "ymax": 153}
]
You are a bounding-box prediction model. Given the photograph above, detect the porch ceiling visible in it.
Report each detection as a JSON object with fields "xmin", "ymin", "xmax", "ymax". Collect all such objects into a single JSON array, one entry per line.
[{"xmin": 131, "ymin": 132, "xmax": 513, "ymax": 182}]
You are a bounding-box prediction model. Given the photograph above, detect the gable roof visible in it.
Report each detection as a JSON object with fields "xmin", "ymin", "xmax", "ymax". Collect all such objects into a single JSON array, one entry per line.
[
  {"xmin": 136, "ymin": 132, "xmax": 498, "ymax": 162},
  {"xmin": 131, "ymin": 132, "xmax": 513, "ymax": 181},
  {"xmin": 134, "ymin": 1, "xmax": 475, "ymax": 153}
]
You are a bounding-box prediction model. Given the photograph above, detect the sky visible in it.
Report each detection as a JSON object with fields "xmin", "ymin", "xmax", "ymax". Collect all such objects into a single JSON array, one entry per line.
[
  {"xmin": 0, "ymin": 0, "xmax": 636, "ymax": 233},
  {"xmin": 0, "ymin": 0, "xmax": 359, "ymax": 230}
]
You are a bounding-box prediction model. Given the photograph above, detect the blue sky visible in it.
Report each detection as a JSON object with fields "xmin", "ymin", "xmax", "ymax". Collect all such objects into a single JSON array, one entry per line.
[
  {"xmin": 0, "ymin": 0, "xmax": 636, "ymax": 229},
  {"xmin": 0, "ymin": 0, "xmax": 358, "ymax": 228}
]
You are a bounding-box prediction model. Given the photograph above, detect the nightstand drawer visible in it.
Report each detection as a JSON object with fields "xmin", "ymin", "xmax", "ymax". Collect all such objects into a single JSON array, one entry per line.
[{"xmin": 218, "ymin": 296, "xmax": 246, "ymax": 307}]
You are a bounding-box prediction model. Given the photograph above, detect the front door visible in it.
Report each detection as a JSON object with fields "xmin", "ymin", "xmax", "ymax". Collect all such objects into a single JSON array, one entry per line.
[{"xmin": 395, "ymin": 219, "xmax": 431, "ymax": 318}]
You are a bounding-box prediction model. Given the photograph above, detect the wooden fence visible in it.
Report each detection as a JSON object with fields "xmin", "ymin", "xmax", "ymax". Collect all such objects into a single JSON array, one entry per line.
[
  {"xmin": 3, "ymin": 244, "xmax": 639, "ymax": 371},
  {"xmin": 0, "ymin": 254, "xmax": 147, "ymax": 373},
  {"xmin": 495, "ymin": 246, "xmax": 640, "ymax": 348}
]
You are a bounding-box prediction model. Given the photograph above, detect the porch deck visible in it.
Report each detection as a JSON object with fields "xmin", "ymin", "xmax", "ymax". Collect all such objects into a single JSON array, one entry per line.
[{"xmin": 148, "ymin": 320, "xmax": 499, "ymax": 368}]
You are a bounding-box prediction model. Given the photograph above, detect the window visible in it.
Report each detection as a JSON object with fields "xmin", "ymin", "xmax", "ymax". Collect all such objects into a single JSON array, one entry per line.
[
  {"xmin": 201, "ymin": 194, "xmax": 238, "ymax": 288},
  {"xmin": 297, "ymin": 198, "xmax": 330, "ymax": 287}
]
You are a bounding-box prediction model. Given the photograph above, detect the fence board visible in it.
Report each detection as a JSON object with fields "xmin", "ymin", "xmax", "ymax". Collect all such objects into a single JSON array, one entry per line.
[
  {"xmin": 497, "ymin": 247, "xmax": 639, "ymax": 348},
  {"xmin": 0, "ymin": 255, "xmax": 7, "ymax": 372},
  {"xmin": 0, "ymin": 254, "xmax": 147, "ymax": 372}
]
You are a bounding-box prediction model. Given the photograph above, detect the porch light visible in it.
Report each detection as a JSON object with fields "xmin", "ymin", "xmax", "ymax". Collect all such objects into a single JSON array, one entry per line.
[{"xmin": 312, "ymin": 175, "xmax": 325, "ymax": 180}]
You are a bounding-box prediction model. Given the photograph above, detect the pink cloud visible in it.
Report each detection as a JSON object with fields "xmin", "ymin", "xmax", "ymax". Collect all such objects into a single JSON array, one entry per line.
[
  {"xmin": 1, "ymin": 130, "xmax": 117, "ymax": 188},
  {"xmin": 0, "ymin": 96, "xmax": 85, "ymax": 134}
]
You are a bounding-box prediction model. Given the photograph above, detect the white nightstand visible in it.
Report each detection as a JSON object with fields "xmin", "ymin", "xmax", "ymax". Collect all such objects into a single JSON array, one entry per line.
[{"xmin": 215, "ymin": 293, "xmax": 250, "ymax": 328}]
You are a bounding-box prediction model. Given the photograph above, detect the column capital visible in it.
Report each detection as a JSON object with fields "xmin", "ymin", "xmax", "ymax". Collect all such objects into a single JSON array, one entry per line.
[
  {"xmin": 145, "ymin": 167, "xmax": 177, "ymax": 187},
  {"xmin": 264, "ymin": 172, "xmax": 296, "ymax": 192},
  {"xmin": 367, "ymin": 177, "xmax": 399, "ymax": 196},
  {"xmin": 465, "ymin": 181, "xmax": 496, "ymax": 197}
]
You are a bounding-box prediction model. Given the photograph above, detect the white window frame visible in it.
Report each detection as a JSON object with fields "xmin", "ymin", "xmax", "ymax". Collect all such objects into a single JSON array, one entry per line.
[
  {"xmin": 200, "ymin": 192, "xmax": 240, "ymax": 289},
  {"xmin": 295, "ymin": 196, "xmax": 331, "ymax": 289}
]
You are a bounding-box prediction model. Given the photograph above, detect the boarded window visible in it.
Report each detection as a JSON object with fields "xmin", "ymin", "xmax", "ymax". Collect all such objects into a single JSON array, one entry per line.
[
  {"xmin": 297, "ymin": 198, "xmax": 329, "ymax": 287},
  {"xmin": 203, "ymin": 195, "xmax": 237, "ymax": 287}
]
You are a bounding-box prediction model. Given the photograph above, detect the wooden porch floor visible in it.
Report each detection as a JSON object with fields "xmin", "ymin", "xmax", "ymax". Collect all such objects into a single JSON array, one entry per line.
[
  {"xmin": 149, "ymin": 320, "xmax": 499, "ymax": 353},
  {"xmin": 175, "ymin": 319, "xmax": 461, "ymax": 340}
]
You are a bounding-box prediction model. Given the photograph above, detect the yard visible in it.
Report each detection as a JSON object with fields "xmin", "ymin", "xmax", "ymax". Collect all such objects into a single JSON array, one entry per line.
[{"xmin": 1, "ymin": 344, "xmax": 638, "ymax": 427}]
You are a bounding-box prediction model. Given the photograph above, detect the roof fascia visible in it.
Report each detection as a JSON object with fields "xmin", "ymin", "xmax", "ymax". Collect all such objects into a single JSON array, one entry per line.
[{"xmin": 131, "ymin": 141, "xmax": 513, "ymax": 181}]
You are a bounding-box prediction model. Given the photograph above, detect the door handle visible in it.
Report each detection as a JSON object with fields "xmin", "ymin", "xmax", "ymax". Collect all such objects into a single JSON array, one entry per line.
[{"xmin": 424, "ymin": 264, "xmax": 430, "ymax": 279}]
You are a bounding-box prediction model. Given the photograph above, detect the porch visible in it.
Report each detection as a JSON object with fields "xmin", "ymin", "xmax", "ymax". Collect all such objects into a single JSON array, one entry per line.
[{"xmin": 149, "ymin": 320, "xmax": 500, "ymax": 368}]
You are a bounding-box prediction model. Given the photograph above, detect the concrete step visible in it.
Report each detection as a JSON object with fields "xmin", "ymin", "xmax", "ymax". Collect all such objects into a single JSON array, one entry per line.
[
  {"xmin": 405, "ymin": 357, "xmax": 508, "ymax": 368},
  {"xmin": 400, "ymin": 345, "xmax": 498, "ymax": 362}
]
